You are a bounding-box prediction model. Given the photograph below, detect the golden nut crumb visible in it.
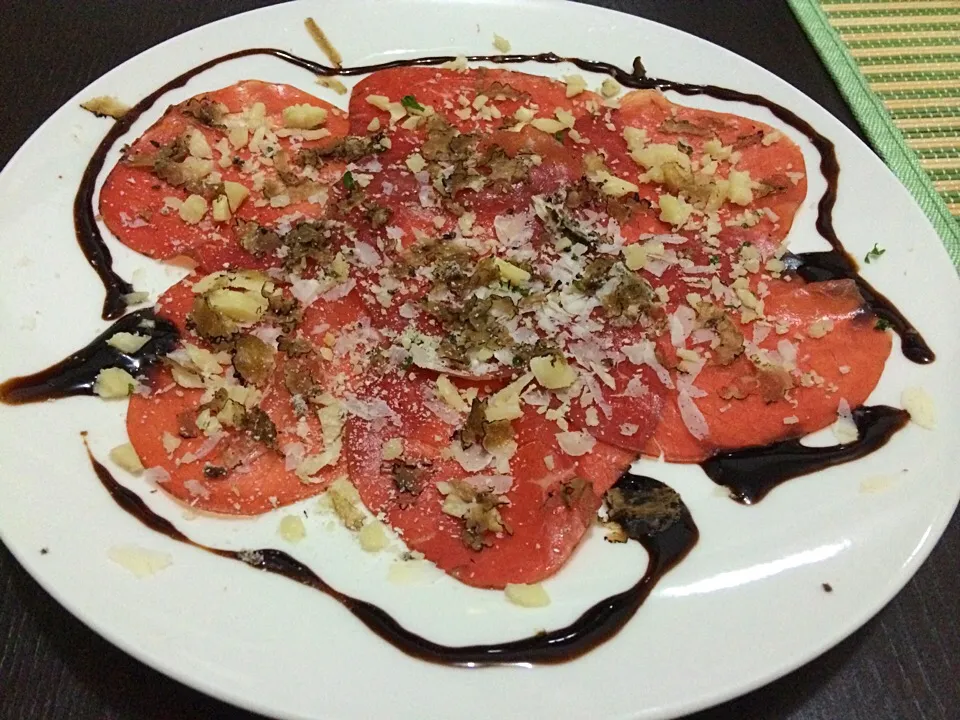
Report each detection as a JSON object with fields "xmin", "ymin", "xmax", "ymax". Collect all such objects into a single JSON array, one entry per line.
[
  {"xmin": 505, "ymin": 582, "xmax": 550, "ymax": 608},
  {"xmin": 358, "ymin": 520, "xmax": 389, "ymax": 552},
  {"xmin": 109, "ymin": 443, "xmax": 144, "ymax": 473},
  {"xmin": 94, "ymin": 367, "xmax": 137, "ymax": 399},
  {"xmin": 279, "ymin": 515, "xmax": 307, "ymax": 543}
]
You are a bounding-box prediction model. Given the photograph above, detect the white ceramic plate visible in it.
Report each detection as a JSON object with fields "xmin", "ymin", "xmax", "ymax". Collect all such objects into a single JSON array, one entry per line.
[{"xmin": 1, "ymin": 1, "xmax": 957, "ymax": 718}]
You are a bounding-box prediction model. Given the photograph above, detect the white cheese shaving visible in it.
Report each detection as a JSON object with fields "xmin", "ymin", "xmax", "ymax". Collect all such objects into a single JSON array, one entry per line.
[
  {"xmin": 555, "ymin": 431, "xmax": 596, "ymax": 456},
  {"xmin": 901, "ymin": 386, "xmax": 936, "ymax": 429}
]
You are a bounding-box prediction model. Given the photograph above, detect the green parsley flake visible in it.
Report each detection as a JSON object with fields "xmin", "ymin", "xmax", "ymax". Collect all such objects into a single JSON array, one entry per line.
[
  {"xmin": 400, "ymin": 95, "xmax": 424, "ymax": 112},
  {"xmin": 342, "ymin": 170, "xmax": 357, "ymax": 191},
  {"xmin": 864, "ymin": 244, "xmax": 886, "ymax": 263}
]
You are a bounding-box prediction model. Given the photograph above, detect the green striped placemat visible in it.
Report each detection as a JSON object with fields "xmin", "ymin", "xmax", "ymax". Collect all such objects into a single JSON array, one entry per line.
[{"xmin": 788, "ymin": 0, "xmax": 960, "ymax": 268}]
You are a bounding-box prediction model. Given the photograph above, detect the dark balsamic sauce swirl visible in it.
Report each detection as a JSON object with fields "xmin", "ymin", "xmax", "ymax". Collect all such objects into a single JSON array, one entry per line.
[
  {"xmin": 701, "ymin": 405, "xmax": 910, "ymax": 504},
  {"xmin": 0, "ymin": 309, "xmax": 177, "ymax": 404},
  {"xmin": 89, "ymin": 453, "xmax": 698, "ymax": 666},
  {"xmin": 78, "ymin": 48, "xmax": 932, "ymax": 361}
]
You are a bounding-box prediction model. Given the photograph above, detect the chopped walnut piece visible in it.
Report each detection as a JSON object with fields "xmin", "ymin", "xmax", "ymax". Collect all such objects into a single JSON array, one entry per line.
[
  {"xmin": 755, "ymin": 364, "xmax": 794, "ymax": 403},
  {"xmin": 438, "ymin": 480, "xmax": 510, "ymax": 551},
  {"xmin": 695, "ymin": 302, "xmax": 744, "ymax": 365},
  {"xmin": 242, "ymin": 407, "xmax": 277, "ymax": 447},
  {"xmin": 232, "ymin": 334, "xmax": 275, "ymax": 386},
  {"xmin": 179, "ymin": 96, "xmax": 227, "ymax": 127}
]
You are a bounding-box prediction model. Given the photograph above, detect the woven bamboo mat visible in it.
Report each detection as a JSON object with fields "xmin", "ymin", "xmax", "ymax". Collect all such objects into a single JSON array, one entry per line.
[{"xmin": 789, "ymin": 0, "xmax": 960, "ymax": 266}]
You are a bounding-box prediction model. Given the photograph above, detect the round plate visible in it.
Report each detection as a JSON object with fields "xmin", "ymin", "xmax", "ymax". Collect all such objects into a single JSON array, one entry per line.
[{"xmin": 0, "ymin": 1, "xmax": 957, "ymax": 718}]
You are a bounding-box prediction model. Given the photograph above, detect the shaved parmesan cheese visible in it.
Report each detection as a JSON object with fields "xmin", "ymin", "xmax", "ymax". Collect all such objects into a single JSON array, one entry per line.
[
  {"xmin": 186, "ymin": 128, "xmax": 213, "ymax": 159},
  {"xmin": 352, "ymin": 241, "xmax": 381, "ymax": 267},
  {"xmin": 94, "ymin": 367, "xmax": 137, "ymax": 398},
  {"xmin": 450, "ymin": 442, "xmax": 494, "ymax": 472},
  {"xmin": 343, "ymin": 393, "xmax": 401, "ymax": 428},
  {"xmin": 595, "ymin": 171, "xmax": 639, "ymax": 198},
  {"xmin": 669, "ymin": 306, "xmax": 697, "ymax": 347},
  {"xmin": 381, "ymin": 438, "xmax": 404, "ymax": 460},
  {"xmin": 726, "ymin": 169, "xmax": 755, "ymax": 205},
  {"xmin": 902, "ymin": 386, "xmax": 935, "ymax": 429},
  {"xmin": 493, "ymin": 33, "xmax": 511, "ymax": 53},
  {"xmin": 832, "ymin": 398, "xmax": 859, "ymax": 444},
  {"xmin": 405, "ymin": 153, "xmax": 426, "ymax": 173},
  {"xmin": 485, "ymin": 373, "xmax": 534, "ymax": 422},
  {"xmin": 676, "ymin": 374, "xmax": 709, "ymax": 440},
  {"xmin": 320, "ymin": 278, "xmax": 356, "ymax": 302},
  {"xmin": 107, "ymin": 332, "xmax": 149, "ymax": 353},
  {"xmin": 81, "ymin": 96, "xmax": 130, "ymax": 119},
  {"xmin": 108, "ymin": 545, "xmax": 172, "ymax": 578},
  {"xmin": 505, "ymin": 583, "xmax": 550, "ymax": 607},
  {"xmin": 622, "ymin": 341, "xmax": 674, "ymax": 389},
  {"xmin": 494, "ymin": 257, "xmax": 530, "ymax": 285},
  {"xmin": 279, "ymin": 516, "xmax": 306, "ymax": 543},
  {"xmin": 178, "ymin": 194, "xmax": 207, "ymax": 224},
  {"xmin": 530, "ymin": 355, "xmax": 577, "ymax": 390},
  {"xmin": 359, "ymin": 520, "xmax": 390, "ymax": 552},
  {"xmin": 556, "ymin": 431, "xmax": 596, "ymax": 457},
  {"xmin": 109, "ymin": 443, "xmax": 144, "ymax": 473},
  {"xmin": 143, "ymin": 466, "xmax": 171, "ymax": 486},
  {"xmin": 462, "ymin": 474, "xmax": 514, "ymax": 494},
  {"xmin": 161, "ymin": 433, "xmax": 181, "ymax": 455},
  {"xmin": 282, "ymin": 104, "xmax": 327, "ymax": 129},
  {"xmin": 658, "ymin": 193, "xmax": 693, "ymax": 227},
  {"xmin": 282, "ymin": 442, "xmax": 306, "ymax": 472},
  {"xmin": 436, "ymin": 375, "xmax": 470, "ymax": 412},
  {"xmin": 623, "ymin": 243, "xmax": 647, "ymax": 270},
  {"xmin": 211, "ymin": 195, "xmax": 231, "ymax": 222},
  {"xmin": 290, "ymin": 277, "xmax": 323, "ymax": 306},
  {"xmin": 182, "ymin": 479, "xmax": 210, "ymax": 498},
  {"xmin": 600, "ymin": 78, "xmax": 621, "ymax": 98},
  {"xmin": 531, "ymin": 117, "xmax": 566, "ymax": 134},
  {"xmin": 494, "ymin": 212, "xmax": 534, "ymax": 247}
]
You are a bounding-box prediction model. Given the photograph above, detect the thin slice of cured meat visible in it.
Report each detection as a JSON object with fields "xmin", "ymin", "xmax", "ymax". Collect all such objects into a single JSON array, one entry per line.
[
  {"xmin": 645, "ymin": 278, "xmax": 892, "ymax": 462},
  {"xmin": 127, "ymin": 269, "xmax": 376, "ymax": 514},
  {"xmin": 572, "ymin": 89, "xmax": 807, "ymax": 249},
  {"xmin": 565, "ymin": 360, "xmax": 667, "ymax": 454},
  {"xmin": 100, "ymin": 80, "xmax": 348, "ymax": 271},
  {"xmin": 336, "ymin": 67, "xmax": 598, "ymax": 291},
  {"xmin": 344, "ymin": 370, "xmax": 634, "ymax": 588}
]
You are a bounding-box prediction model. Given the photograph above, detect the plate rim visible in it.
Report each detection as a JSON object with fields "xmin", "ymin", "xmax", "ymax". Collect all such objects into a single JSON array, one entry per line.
[{"xmin": 0, "ymin": 1, "xmax": 958, "ymax": 719}]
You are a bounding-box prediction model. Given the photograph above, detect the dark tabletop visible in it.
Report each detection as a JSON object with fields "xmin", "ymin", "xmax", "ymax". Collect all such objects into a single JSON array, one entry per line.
[{"xmin": 1, "ymin": 1, "xmax": 957, "ymax": 718}]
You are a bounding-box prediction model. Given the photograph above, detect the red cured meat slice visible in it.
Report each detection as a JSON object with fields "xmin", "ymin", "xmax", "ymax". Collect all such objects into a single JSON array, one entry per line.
[
  {"xmin": 646, "ymin": 279, "xmax": 892, "ymax": 462},
  {"xmin": 339, "ymin": 67, "xmax": 595, "ymax": 256},
  {"xmin": 127, "ymin": 274, "xmax": 372, "ymax": 514},
  {"xmin": 616, "ymin": 90, "xmax": 807, "ymax": 242},
  {"xmin": 565, "ymin": 362, "xmax": 667, "ymax": 454},
  {"xmin": 344, "ymin": 370, "xmax": 634, "ymax": 588},
  {"xmin": 348, "ymin": 66, "xmax": 599, "ymax": 136},
  {"xmin": 100, "ymin": 80, "xmax": 348, "ymax": 271},
  {"xmin": 574, "ymin": 89, "xmax": 808, "ymax": 248}
]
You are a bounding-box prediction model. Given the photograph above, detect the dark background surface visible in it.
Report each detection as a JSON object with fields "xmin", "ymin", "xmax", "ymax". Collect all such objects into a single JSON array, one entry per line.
[{"xmin": 0, "ymin": 1, "xmax": 957, "ymax": 718}]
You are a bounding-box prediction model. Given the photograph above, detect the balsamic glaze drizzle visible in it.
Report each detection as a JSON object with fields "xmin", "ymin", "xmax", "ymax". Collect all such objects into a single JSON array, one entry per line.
[
  {"xmin": 0, "ymin": 309, "xmax": 177, "ymax": 404},
  {"xmin": 91, "ymin": 453, "xmax": 698, "ymax": 666},
  {"xmin": 701, "ymin": 405, "xmax": 910, "ymax": 504}
]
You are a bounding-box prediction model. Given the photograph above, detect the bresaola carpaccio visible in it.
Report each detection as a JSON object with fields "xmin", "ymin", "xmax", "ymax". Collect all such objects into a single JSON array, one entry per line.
[{"xmin": 16, "ymin": 61, "xmax": 901, "ymax": 595}]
